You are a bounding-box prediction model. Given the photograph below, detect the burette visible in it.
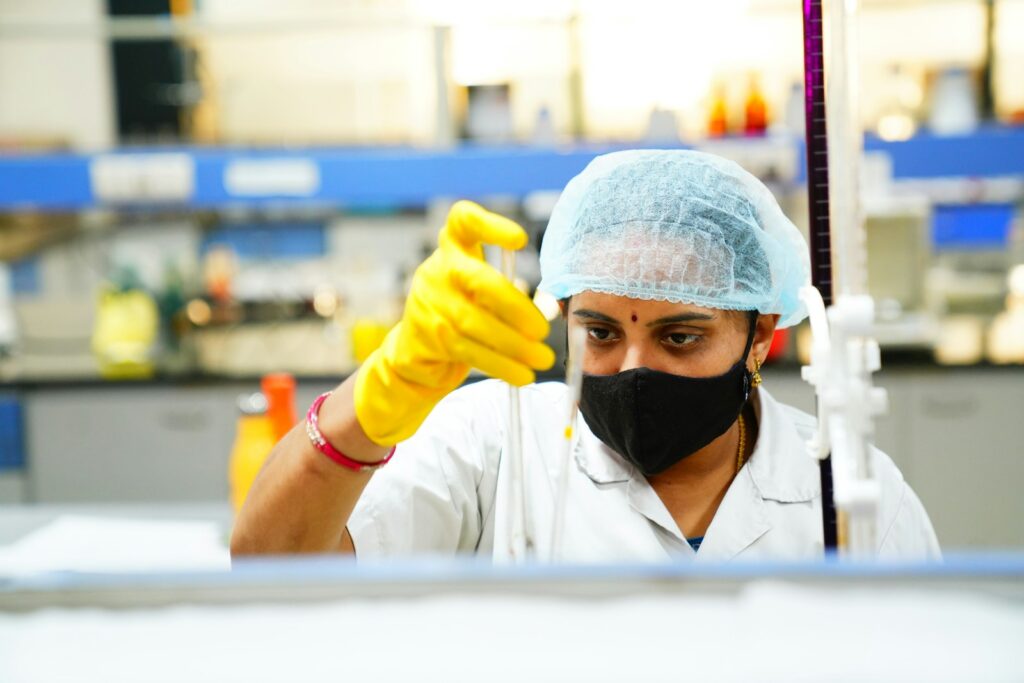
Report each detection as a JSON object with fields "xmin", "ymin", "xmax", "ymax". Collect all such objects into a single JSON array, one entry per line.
[
  {"xmin": 551, "ymin": 325, "xmax": 586, "ymax": 561},
  {"xmin": 502, "ymin": 249, "xmax": 528, "ymax": 563},
  {"xmin": 501, "ymin": 251, "xmax": 585, "ymax": 563},
  {"xmin": 800, "ymin": 0, "xmax": 886, "ymax": 557}
]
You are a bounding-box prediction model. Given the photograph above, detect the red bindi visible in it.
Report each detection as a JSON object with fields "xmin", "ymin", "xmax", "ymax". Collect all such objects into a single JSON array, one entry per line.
[{"xmin": 630, "ymin": 313, "xmax": 638, "ymax": 323}]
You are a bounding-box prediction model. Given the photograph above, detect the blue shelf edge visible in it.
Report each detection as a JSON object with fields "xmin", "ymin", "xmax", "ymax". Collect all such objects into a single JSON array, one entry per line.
[{"xmin": 1, "ymin": 127, "xmax": 1022, "ymax": 212}]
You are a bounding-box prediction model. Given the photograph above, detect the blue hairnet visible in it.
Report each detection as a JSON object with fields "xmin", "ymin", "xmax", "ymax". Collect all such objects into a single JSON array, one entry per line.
[{"xmin": 538, "ymin": 149, "xmax": 810, "ymax": 328}]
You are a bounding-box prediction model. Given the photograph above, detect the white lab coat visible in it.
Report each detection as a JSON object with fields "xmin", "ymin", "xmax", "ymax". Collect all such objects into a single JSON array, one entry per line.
[{"xmin": 348, "ymin": 380, "xmax": 940, "ymax": 562}]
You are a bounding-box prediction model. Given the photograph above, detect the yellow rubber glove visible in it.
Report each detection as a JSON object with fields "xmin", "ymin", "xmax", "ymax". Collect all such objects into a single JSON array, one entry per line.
[{"xmin": 354, "ymin": 201, "xmax": 556, "ymax": 446}]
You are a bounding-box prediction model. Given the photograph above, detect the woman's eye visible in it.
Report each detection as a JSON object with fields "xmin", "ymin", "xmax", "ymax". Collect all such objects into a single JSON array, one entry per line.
[
  {"xmin": 586, "ymin": 327, "xmax": 615, "ymax": 342},
  {"xmin": 665, "ymin": 332, "xmax": 700, "ymax": 347}
]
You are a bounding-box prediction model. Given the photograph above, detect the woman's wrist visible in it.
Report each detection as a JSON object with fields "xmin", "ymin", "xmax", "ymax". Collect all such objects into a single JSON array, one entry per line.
[{"xmin": 314, "ymin": 374, "xmax": 393, "ymax": 466}]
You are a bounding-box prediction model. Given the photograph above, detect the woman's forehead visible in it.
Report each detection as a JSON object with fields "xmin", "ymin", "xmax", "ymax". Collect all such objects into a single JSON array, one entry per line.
[{"xmin": 570, "ymin": 291, "xmax": 720, "ymax": 320}]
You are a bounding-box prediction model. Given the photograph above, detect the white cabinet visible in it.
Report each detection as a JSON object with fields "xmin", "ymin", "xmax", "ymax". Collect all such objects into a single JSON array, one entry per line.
[
  {"xmin": 26, "ymin": 385, "xmax": 242, "ymax": 503},
  {"xmin": 900, "ymin": 369, "xmax": 1024, "ymax": 549},
  {"xmin": 761, "ymin": 367, "xmax": 1024, "ymax": 549},
  {"xmin": 23, "ymin": 382, "xmax": 333, "ymax": 503}
]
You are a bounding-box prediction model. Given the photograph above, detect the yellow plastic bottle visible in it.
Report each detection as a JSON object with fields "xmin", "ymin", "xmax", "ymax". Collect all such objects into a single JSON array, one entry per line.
[
  {"xmin": 228, "ymin": 392, "xmax": 278, "ymax": 514},
  {"xmin": 92, "ymin": 286, "xmax": 159, "ymax": 379}
]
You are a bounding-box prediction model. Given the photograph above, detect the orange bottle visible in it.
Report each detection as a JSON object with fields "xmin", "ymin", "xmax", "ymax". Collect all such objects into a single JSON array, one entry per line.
[
  {"xmin": 708, "ymin": 83, "xmax": 729, "ymax": 138},
  {"xmin": 229, "ymin": 392, "xmax": 277, "ymax": 514},
  {"xmin": 744, "ymin": 74, "xmax": 768, "ymax": 136},
  {"xmin": 261, "ymin": 373, "xmax": 298, "ymax": 442}
]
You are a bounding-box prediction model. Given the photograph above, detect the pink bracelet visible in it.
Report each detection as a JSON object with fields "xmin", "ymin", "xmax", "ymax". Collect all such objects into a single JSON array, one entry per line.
[{"xmin": 305, "ymin": 392, "xmax": 395, "ymax": 472}]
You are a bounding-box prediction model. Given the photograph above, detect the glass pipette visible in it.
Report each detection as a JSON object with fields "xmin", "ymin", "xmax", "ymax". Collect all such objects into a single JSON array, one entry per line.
[
  {"xmin": 550, "ymin": 325, "xmax": 585, "ymax": 561},
  {"xmin": 502, "ymin": 249, "xmax": 527, "ymax": 562}
]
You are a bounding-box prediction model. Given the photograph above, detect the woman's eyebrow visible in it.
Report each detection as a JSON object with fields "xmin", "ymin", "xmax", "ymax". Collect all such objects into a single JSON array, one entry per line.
[
  {"xmin": 572, "ymin": 309, "xmax": 620, "ymax": 325},
  {"xmin": 646, "ymin": 313, "xmax": 716, "ymax": 327}
]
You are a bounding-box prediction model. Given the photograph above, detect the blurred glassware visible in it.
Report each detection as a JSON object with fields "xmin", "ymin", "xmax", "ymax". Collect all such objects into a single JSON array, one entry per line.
[
  {"xmin": 928, "ymin": 67, "xmax": 979, "ymax": 136},
  {"xmin": 643, "ymin": 107, "xmax": 681, "ymax": 144},
  {"xmin": 707, "ymin": 81, "xmax": 729, "ymax": 138},
  {"xmin": 202, "ymin": 245, "xmax": 237, "ymax": 304},
  {"xmin": 780, "ymin": 82, "xmax": 804, "ymax": 137},
  {"xmin": 531, "ymin": 105, "xmax": 559, "ymax": 147},
  {"xmin": 312, "ymin": 285, "xmax": 341, "ymax": 318},
  {"xmin": 193, "ymin": 320, "xmax": 353, "ymax": 377},
  {"xmin": 157, "ymin": 261, "xmax": 188, "ymax": 360},
  {"xmin": 91, "ymin": 279, "xmax": 159, "ymax": 380},
  {"xmin": 934, "ymin": 315, "xmax": 986, "ymax": 365},
  {"xmin": 186, "ymin": 298, "xmax": 212, "ymax": 326},
  {"xmin": 986, "ymin": 264, "xmax": 1024, "ymax": 364},
  {"xmin": 464, "ymin": 84, "xmax": 514, "ymax": 143},
  {"xmin": 229, "ymin": 392, "xmax": 276, "ymax": 514},
  {"xmin": 864, "ymin": 200, "xmax": 932, "ymax": 341},
  {"xmin": 743, "ymin": 73, "xmax": 768, "ymax": 136},
  {"xmin": 876, "ymin": 66, "xmax": 922, "ymax": 142},
  {"xmin": 877, "ymin": 111, "xmax": 916, "ymax": 142},
  {"xmin": 0, "ymin": 263, "xmax": 16, "ymax": 356}
]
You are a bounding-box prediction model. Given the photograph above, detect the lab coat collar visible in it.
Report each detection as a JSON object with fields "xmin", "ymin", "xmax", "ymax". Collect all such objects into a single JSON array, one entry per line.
[
  {"xmin": 575, "ymin": 399, "xmax": 773, "ymax": 559},
  {"xmin": 574, "ymin": 412, "xmax": 633, "ymax": 484},
  {"xmin": 575, "ymin": 414, "xmax": 688, "ymax": 546},
  {"xmin": 695, "ymin": 466, "xmax": 772, "ymax": 560},
  {"xmin": 698, "ymin": 388, "xmax": 819, "ymax": 560},
  {"xmin": 745, "ymin": 388, "xmax": 820, "ymax": 504},
  {"xmin": 573, "ymin": 386, "xmax": 820, "ymax": 559}
]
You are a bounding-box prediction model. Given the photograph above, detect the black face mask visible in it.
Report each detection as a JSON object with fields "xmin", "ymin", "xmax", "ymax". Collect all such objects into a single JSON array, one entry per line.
[{"xmin": 578, "ymin": 323, "xmax": 756, "ymax": 477}]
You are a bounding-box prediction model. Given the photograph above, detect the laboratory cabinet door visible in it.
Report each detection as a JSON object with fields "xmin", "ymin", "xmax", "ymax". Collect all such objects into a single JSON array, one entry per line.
[
  {"xmin": 904, "ymin": 369, "xmax": 1024, "ymax": 549},
  {"xmin": 25, "ymin": 385, "xmax": 247, "ymax": 503}
]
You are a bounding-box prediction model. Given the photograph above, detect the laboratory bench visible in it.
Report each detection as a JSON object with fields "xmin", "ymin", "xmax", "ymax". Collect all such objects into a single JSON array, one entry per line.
[
  {"xmin": 0, "ymin": 363, "xmax": 1021, "ymax": 550},
  {"xmin": 0, "ymin": 501, "xmax": 231, "ymax": 547}
]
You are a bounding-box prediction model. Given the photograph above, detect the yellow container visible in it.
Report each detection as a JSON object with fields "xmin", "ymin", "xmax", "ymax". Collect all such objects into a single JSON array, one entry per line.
[
  {"xmin": 228, "ymin": 393, "xmax": 278, "ymax": 514},
  {"xmin": 92, "ymin": 288, "xmax": 159, "ymax": 379}
]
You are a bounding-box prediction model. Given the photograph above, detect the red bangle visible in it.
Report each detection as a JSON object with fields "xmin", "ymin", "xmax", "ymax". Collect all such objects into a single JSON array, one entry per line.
[{"xmin": 305, "ymin": 392, "xmax": 395, "ymax": 472}]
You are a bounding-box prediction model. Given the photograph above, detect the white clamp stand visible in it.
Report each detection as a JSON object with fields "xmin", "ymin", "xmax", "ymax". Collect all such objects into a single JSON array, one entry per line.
[{"xmin": 799, "ymin": 286, "xmax": 888, "ymax": 557}]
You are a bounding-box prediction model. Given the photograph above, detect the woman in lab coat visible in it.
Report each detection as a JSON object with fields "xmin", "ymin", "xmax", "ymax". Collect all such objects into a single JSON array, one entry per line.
[{"xmin": 232, "ymin": 150, "xmax": 939, "ymax": 561}]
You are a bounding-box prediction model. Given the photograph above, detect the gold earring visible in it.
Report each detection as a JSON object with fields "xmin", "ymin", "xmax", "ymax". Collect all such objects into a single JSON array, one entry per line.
[{"xmin": 751, "ymin": 357, "xmax": 763, "ymax": 388}]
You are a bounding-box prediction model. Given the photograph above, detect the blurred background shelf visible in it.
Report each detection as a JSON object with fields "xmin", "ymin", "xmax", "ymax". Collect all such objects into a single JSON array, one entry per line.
[
  {"xmin": 864, "ymin": 126, "xmax": 1024, "ymax": 179},
  {"xmin": 2, "ymin": 128, "xmax": 1024, "ymax": 211}
]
